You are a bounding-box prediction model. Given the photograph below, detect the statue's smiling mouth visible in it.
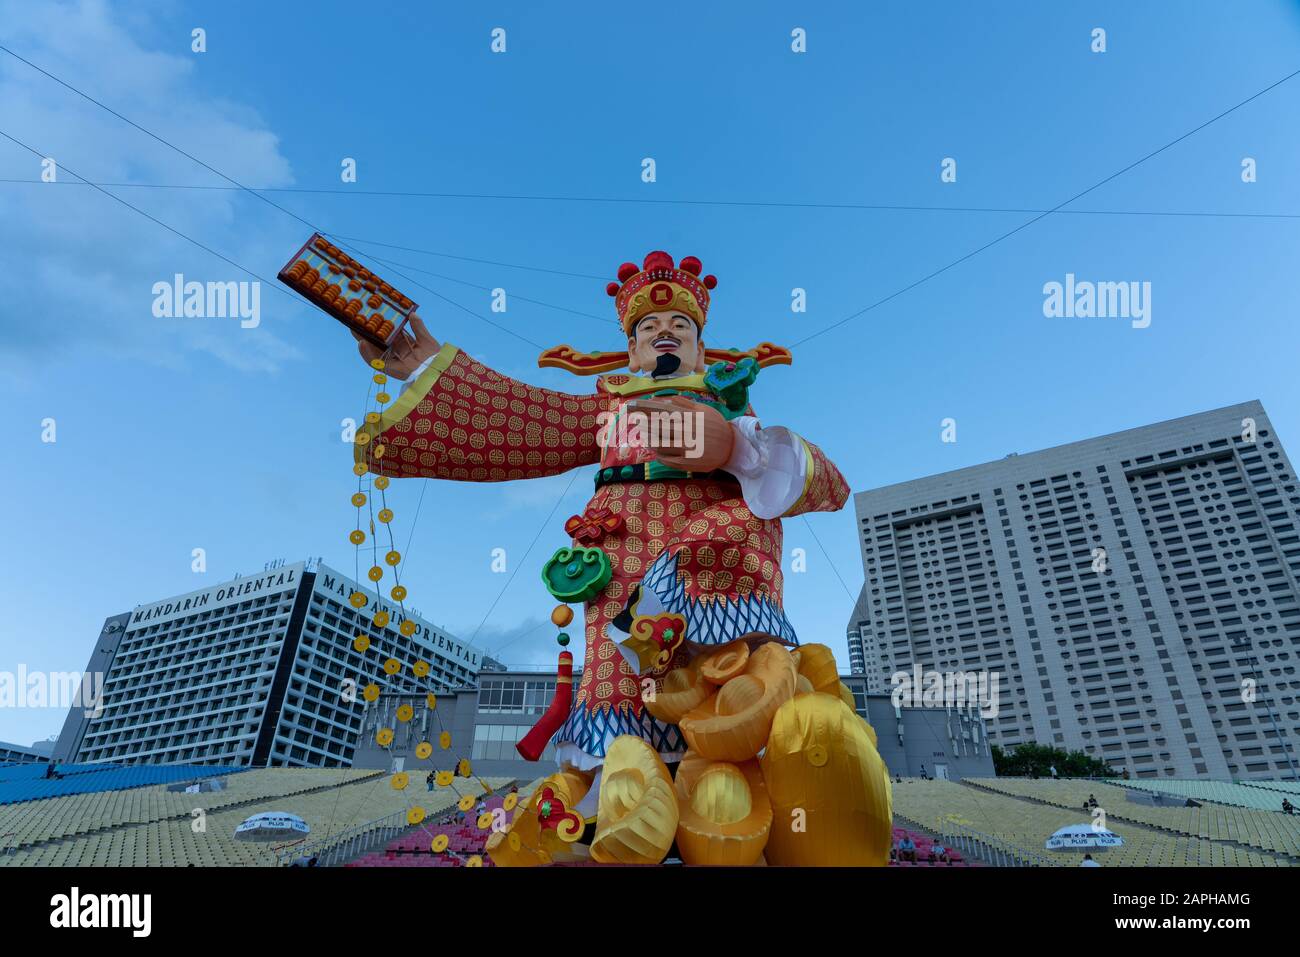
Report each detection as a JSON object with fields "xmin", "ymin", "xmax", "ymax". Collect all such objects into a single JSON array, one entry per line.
[{"xmin": 652, "ymin": 334, "xmax": 681, "ymax": 352}]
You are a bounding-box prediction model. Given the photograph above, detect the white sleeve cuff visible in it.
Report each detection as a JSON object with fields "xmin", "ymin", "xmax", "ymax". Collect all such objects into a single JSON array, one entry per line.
[
  {"xmin": 399, "ymin": 355, "xmax": 436, "ymax": 394},
  {"xmin": 724, "ymin": 416, "xmax": 808, "ymax": 520}
]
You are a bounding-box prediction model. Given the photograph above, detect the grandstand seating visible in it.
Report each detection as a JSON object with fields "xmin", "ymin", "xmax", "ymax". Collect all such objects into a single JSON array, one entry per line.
[
  {"xmin": 344, "ymin": 791, "xmax": 522, "ymax": 867},
  {"xmin": 2, "ymin": 764, "xmax": 1295, "ymax": 867},
  {"xmin": 0, "ymin": 767, "xmax": 513, "ymax": 867},
  {"xmin": 888, "ymin": 826, "xmax": 977, "ymax": 866},
  {"xmin": 1112, "ymin": 777, "xmax": 1300, "ymax": 813},
  {"xmin": 0, "ymin": 763, "xmax": 242, "ymax": 806},
  {"xmin": 944, "ymin": 778, "xmax": 1298, "ymax": 865}
]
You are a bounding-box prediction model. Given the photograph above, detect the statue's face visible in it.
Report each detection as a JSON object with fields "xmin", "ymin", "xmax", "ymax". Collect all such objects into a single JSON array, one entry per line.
[{"xmin": 627, "ymin": 310, "xmax": 705, "ymax": 375}]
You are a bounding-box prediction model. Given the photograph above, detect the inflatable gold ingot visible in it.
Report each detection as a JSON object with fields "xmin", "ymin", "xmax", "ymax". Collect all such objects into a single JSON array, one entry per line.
[
  {"xmin": 697, "ymin": 639, "xmax": 749, "ymax": 685},
  {"xmin": 761, "ymin": 692, "xmax": 893, "ymax": 866},
  {"xmin": 793, "ymin": 643, "xmax": 840, "ymax": 694},
  {"xmin": 491, "ymin": 771, "xmax": 592, "ymax": 868},
  {"xmin": 590, "ymin": 735, "xmax": 679, "ymax": 865},
  {"xmin": 679, "ymin": 642, "xmax": 796, "ymax": 762},
  {"xmin": 674, "ymin": 752, "xmax": 772, "ymax": 866},
  {"xmin": 486, "ymin": 828, "xmax": 546, "ymax": 868},
  {"xmin": 642, "ymin": 656, "xmax": 711, "ymax": 725}
]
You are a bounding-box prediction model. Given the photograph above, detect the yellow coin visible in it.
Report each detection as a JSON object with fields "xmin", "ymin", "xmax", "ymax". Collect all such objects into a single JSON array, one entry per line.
[
  {"xmin": 373, "ymin": 373, "xmax": 388, "ymax": 385},
  {"xmin": 349, "ymin": 529, "xmax": 365, "ymax": 545},
  {"xmin": 457, "ymin": 758, "xmax": 472, "ymax": 777},
  {"xmin": 466, "ymin": 855, "xmax": 483, "ymax": 868},
  {"xmin": 407, "ymin": 806, "xmax": 426, "ymax": 825},
  {"xmin": 426, "ymin": 693, "xmax": 438, "ymax": 710},
  {"xmin": 383, "ymin": 658, "xmax": 401, "ymax": 675},
  {"xmin": 351, "ymin": 492, "xmax": 367, "ymax": 507},
  {"xmin": 457, "ymin": 795, "xmax": 476, "ymax": 812},
  {"xmin": 375, "ymin": 476, "xmax": 390, "ymax": 490},
  {"xmin": 368, "ymin": 566, "xmax": 383, "ymax": 582},
  {"xmin": 376, "ymin": 728, "xmax": 393, "ymax": 747},
  {"xmin": 365, "ymin": 412, "xmax": 381, "ymax": 425},
  {"xmin": 385, "ymin": 550, "xmax": 401, "ymax": 566},
  {"xmin": 349, "ymin": 592, "xmax": 367, "ymax": 608},
  {"xmin": 353, "ymin": 463, "xmax": 368, "ymax": 477},
  {"xmin": 396, "ymin": 704, "xmax": 413, "ymax": 723},
  {"xmin": 373, "ymin": 611, "xmax": 390, "ymax": 628},
  {"xmin": 370, "ymin": 358, "xmax": 385, "ymax": 370},
  {"xmin": 412, "ymin": 661, "xmax": 429, "ymax": 678},
  {"xmin": 508, "ymin": 831, "xmax": 521, "ymax": 852},
  {"xmin": 378, "ymin": 509, "xmax": 394, "ymax": 524},
  {"xmin": 374, "ymin": 444, "xmax": 386, "ymax": 458},
  {"xmin": 355, "ymin": 432, "xmax": 371, "ymax": 446},
  {"xmin": 476, "ymin": 812, "xmax": 493, "ymax": 831},
  {"xmin": 352, "ymin": 635, "xmax": 370, "ymax": 652},
  {"xmin": 503, "ymin": 793, "xmax": 518, "ymax": 812},
  {"xmin": 399, "ymin": 620, "xmax": 416, "ymax": 637},
  {"xmin": 376, "ymin": 392, "xmax": 391, "ymax": 404},
  {"xmin": 391, "ymin": 772, "xmax": 409, "ymax": 790},
  {"xmin": 431, "ymin": 834, "xmax": 448, "ymax": 853},
  {"xmin": 436, "ymin": 770, "xmax": 454, "ymax": 787},
  {"xmin": 807, "ymin": 744, "xmax": 828, "ymax": 767},
  {"xmin": 415, "ymin": 742, "xmax": 432, "ymax": 760},
  {"xmin": 362, "ymin": 683, "xmax": 380, "ymax": 702},
  {"xmin": 391, "ymin": 585, "xmax": 407, "ymax": 601},
  {"xmin": 439, "ymin": 731, "xmax": 451, "ymax": 750}
]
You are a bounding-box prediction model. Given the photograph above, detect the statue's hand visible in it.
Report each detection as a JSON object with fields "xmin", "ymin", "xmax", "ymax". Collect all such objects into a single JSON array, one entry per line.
[
  {"xmin": 353, "ymin": 314, "xmax": 440, "ymax": 380},
  {"xmin": 627, "ymin": 395, "xmax": 734, "ymax": 472}
]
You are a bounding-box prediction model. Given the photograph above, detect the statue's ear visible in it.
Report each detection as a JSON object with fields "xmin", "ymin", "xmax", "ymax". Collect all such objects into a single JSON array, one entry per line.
[
  {"xmin": 627, "ymin": 338, "xmax": 641, "ymax": 373},
  {"xmin": 693, "ymin": 340, "xmax": 707, "ymax": 373}
]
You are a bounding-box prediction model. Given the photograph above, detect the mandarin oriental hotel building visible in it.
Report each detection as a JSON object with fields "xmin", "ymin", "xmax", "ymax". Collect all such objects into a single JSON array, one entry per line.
[{"xmin": 56, "ymin": 561, "xmax": 482, "ymax": 768}]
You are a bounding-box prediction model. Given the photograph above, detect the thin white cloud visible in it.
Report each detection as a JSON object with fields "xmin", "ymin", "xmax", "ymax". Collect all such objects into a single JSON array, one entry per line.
[{"xmin": 0, "ymin": 0, "xmax": 307, "ymax": 381}]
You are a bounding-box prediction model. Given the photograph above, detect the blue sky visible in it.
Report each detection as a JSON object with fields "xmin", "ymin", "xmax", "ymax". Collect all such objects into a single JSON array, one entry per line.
[{"xmin": 2, "ymin": 0, "xmax": 1299, "ymax": 746}]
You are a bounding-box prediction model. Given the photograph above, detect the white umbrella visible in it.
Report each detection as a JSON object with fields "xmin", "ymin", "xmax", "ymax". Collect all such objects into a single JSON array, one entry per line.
[
  {"xmin": 234, "ymin": 812, "xmax": 310, "ymax": 841},
  {"xmin": 1045, "ymin": 823, "xmax": 1123, "ymax": 851}
]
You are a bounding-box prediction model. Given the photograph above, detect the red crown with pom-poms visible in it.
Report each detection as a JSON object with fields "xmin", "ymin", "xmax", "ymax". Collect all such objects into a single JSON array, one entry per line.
[
  {"xmin": 536, "ymin": 248, "xmax": 792, "ymax": 375},
  {"xmin": 606, "ymin": 250, "xmax": 716, "ymax": 336}
]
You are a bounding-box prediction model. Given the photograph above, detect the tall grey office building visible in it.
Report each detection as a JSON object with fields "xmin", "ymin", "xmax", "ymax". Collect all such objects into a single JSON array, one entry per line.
[
  {"xmin": 55, "ymin": 560, "xmax": 482, "ymax": 767},
  {"xmin": 847, "ymin": 401, "xmax": 1300, "ymax": 781}
]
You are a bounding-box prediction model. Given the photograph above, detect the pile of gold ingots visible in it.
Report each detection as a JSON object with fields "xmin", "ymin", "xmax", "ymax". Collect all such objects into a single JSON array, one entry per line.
[{"xmin": 347, "ymin": 356, "xmax": 498, "ymax": 865}]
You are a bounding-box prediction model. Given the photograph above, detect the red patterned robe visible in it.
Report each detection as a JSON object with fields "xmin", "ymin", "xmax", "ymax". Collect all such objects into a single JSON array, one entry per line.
[{"xmin": 359, "ymin": 343, "xmax": 848, "ymax": 770}]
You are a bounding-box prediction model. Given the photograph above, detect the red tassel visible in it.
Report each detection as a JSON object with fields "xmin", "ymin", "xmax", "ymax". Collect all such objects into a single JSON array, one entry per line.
[{"xmin": 516, "ymin": 651, "xmax": 573, "ymax": 761}]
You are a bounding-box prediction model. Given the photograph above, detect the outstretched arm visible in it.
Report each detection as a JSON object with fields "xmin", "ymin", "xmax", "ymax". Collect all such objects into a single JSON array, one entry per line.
[{"xmin": 354, "ymin": 320, "xmax": 608, "ymax": 483}]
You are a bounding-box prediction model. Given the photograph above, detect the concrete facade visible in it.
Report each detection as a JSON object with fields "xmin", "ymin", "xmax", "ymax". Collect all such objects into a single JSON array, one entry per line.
[
  {"xmin": 57, "ymin": 561, "xmax": 482, "ymax": 768},
  {"xmin": 849, "ymin": 401, "xmax": 1300, "ymax": 781}
]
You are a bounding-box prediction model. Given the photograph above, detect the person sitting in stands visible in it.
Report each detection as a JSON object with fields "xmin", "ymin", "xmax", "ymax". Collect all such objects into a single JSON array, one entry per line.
[
  {"xmin": 1079, "ymin": 853, "xmax": 1101, "ymax": 867},
  {"xmin": 897, "ymin": 834, "xmax": 917, "ymax": 863},
  {"xmin": 1283, "ymin": 798, "xmax": 1296, "ymax": 816},
  {"xmin": 931, "ymin": 842, "xmax": 950, "ymax": 865}
]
